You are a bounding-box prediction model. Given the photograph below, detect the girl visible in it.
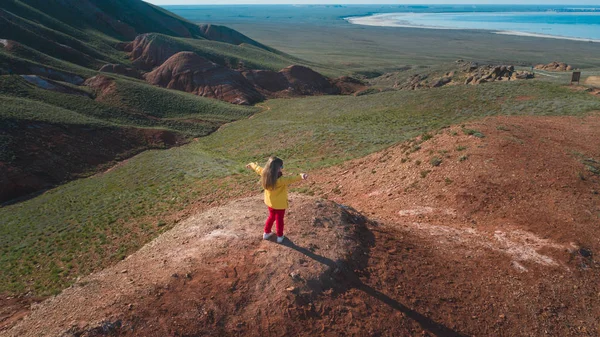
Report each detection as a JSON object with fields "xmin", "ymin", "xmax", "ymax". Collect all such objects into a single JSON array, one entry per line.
[{"xmin": 247, "ymin": 157, "xmax": 308, "ymax": 243}]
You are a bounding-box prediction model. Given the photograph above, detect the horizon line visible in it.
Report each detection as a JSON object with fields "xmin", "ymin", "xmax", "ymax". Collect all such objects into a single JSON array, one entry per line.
[{"xmin": 155, "ymin": 3, "xmax": 592, "ymax": 5}]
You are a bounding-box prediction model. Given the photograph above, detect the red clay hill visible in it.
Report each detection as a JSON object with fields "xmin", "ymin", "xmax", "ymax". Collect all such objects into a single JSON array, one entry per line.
[
  {"xmin": 125, "ymin": 33, "xmax": 364, "ymax": 104},
  {"xmin": 144, "ymin": 51, "xmax": 351, "ymax": 104},
  {"xmin": 145, "ymin": 52, "xmax": 264, "ymax": 105}
]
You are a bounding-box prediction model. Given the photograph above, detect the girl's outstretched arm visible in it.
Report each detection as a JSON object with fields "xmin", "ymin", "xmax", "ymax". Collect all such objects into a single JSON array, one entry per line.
[
  {"xmin": 247, "ymin": 162, "xmax": 263, "ymax": 175},
  {"xmin": 280, "ymin": 173, "xmax": 308, "ymax": 185}
]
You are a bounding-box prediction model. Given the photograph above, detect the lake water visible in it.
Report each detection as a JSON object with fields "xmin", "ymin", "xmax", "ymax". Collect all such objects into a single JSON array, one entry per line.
[{"xmin": 348, "ymin": 10, "xmax": 600, "ymax": 42}]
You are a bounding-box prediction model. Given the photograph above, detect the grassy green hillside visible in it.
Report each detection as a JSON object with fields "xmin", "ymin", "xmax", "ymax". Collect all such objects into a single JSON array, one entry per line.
[
  {"xmin": 0, "ymin": 74, "xmax": 257, "ymax": 204},
  {"xmin": 0, "ymin": 0, "xmax": 298, "ymax": 75},
  {"xmin": 2, "ymin": 79, "xmax": 599, "ymax": 295},
  {"xmin": 0, "ymin": 75, "xmax": 257, "ymax": 135}
]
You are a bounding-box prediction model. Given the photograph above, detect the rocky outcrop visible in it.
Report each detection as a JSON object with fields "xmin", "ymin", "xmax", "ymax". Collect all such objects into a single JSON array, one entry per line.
[
  {"xmin": 431, "ymin": 76, "xmax": 452, "ymax": 88},
  {"xmin": 396, "ymin": 74, "xmax": 429, "ymax": 90},
  {"xmin": 463, "ymin": 64, "xmax": 533, "ymax": 85},
  {"xmin": 145, "ymin": 52, "xmax": 264, "ymax": 105},
  {"xmin": 534, "ymin": 62, "xmax": 574, "ymax": 72},
  {"xmin": 396, "ymin": 61, "xmax": 534, "ymax": 90},
  {"xmin": 99, "ymin": 64, "xmax": 142, "ymax": 79}
]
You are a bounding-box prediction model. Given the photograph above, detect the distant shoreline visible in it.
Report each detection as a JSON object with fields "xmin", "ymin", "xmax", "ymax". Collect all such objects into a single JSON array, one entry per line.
[
  {"xmin": 494, "ymin": 31, "xmax": 600, "ymax": 43},
  {"xmin": 346, "ymin": 13, "xmax": 600, "ymax": 44}
]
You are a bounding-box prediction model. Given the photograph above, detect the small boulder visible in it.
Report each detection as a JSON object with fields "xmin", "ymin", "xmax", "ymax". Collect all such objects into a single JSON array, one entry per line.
[{"xmin": 534, "ymin": 61, "xmax": 573, "ymax": 72}]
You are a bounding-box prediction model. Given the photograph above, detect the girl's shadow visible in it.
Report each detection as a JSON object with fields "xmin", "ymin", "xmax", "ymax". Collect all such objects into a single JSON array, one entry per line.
[{"xmin": 280, "ymin": 237, "xmax": 468, "ymax": 337}]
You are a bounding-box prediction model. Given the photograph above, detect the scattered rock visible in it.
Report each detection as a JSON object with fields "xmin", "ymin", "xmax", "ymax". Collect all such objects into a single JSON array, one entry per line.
[
  {"xmin": 396, "ymin": 74, "xmax": 428, "ymax": 90},
  {"xmin": 534, "ymin": 61, "xmax": 573, "ymax": 72},
  {"xmin": 513, "ymin": 71, "xmax": 534, "ymax": 80},
  {"xmin": 395, "ymin": 60, "xmax": 531, "ymax": 91},
  {"xmin": 431, "ymin": 77, "xmax": 451, "ymax": 88},
  {"xmin": 579, "ymin": 248, "xmax": 592, "ymax": 258},
  {"xmin": 290, "ymin": 271, "xmax": 302, "ymax": 281}
]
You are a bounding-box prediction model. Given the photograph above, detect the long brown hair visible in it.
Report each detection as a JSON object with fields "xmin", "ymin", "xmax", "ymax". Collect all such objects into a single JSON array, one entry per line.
[{"xmin": 261, "ymin": 156, "xmax": 283, "ymax": 190}]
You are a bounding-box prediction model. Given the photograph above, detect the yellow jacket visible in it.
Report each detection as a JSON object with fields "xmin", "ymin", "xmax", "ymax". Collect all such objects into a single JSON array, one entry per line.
[{"xmin": 249, "ymin": 162, "xmax": 302, "ymax": 210}]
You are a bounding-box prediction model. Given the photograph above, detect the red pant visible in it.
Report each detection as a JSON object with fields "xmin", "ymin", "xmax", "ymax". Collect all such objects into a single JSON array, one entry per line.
[{"xmin": 264, "ymin": 207, "xmax": 285, "ymax": 237}]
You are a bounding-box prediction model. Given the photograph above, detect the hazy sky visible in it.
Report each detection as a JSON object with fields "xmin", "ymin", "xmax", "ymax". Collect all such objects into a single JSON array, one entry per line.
[{"xmin": 145, "ymin": 1, "xmax": 598, "ymax": 5}]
